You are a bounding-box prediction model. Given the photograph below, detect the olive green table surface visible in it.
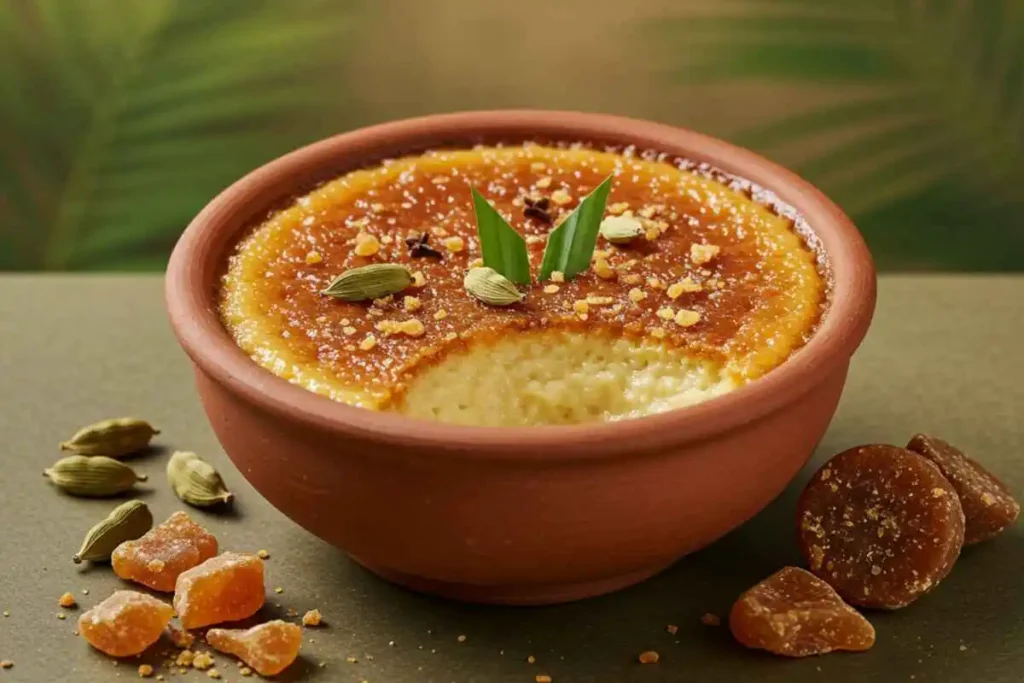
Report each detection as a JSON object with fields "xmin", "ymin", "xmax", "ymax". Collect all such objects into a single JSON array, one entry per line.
[{"xmin": 0, "ymin": 275, "xmax": 1021, "ymax": 683}]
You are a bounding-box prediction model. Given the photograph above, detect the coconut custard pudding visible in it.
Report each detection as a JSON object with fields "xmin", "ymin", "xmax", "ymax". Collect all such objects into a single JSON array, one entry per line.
[{"xmin": 220, "ymin": 143, "xmax": 827, "ymax": 427}]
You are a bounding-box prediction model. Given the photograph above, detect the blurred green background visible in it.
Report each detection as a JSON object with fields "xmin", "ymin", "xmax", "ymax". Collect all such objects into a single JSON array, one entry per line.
[{"xmin": 1, "ymin": 0, "xmax": 1022, "ymax": 272}]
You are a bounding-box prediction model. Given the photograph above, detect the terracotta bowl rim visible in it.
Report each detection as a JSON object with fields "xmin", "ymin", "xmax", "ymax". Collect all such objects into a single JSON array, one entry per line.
[{"xmin": 165, "ymin": 109, "xmax": 876, "ymax": 460}]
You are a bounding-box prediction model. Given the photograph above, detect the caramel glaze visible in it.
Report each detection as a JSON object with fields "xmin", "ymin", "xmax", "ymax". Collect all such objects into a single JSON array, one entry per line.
[{"xmin": 221, "ymin": 144, "xmax": 828, "ymax": 408}]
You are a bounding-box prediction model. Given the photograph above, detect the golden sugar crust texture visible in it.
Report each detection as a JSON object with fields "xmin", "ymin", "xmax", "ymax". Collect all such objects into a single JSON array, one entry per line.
[{"xmin": 221, "ymin": 144, "xmax": 827, "ymax": 426}]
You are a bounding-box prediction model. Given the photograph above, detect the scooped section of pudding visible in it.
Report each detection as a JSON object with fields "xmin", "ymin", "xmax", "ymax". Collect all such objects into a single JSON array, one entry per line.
[{"xmin": 220, "ymin": 144, "xmax": 827, "ymax": 426}]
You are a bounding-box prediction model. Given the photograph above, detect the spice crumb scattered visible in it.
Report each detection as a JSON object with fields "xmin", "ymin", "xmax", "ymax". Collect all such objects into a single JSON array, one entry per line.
[
  {"xmin": 319, "ymin": 662, "xmax": 327, "ymax": 668},
  {"xmin": 56, "ymin": 612, "xmax": 67, "ymax": 620},
  {"xmin": 239, "ymin": 667, "xmax": 252, "ymax": 677},
  {"xmin": 638, "ymin": 650, "xmax": 660, "ymax": 664},
  {"xmin": 256, "ymin": 549, "xmax": 270, "ymax": 560},
  {"xmin": 82, "ymin": 589, "xmax": 89, "ymax": 595},
  {"xmin": 666, "ymin": 624, "xmax": 679, "ymax": 635},
  {"xmin": 206, "ymin": 669, "xmax": 221, "ymax": 680},
  {"xmin": 456, "ymin": 635, "xmax": 467, "ymax": 643},
  {"xmin": 527, "ymin": 655, "xmax": 536, "ymax": 664},
  {"xmin": 273, "ymin": 587, "xmax": 283, "ymax": 594},
  {"xmin": 302, "ymin": 609, "xmax": 322, "ymax": 627},
  {"xmin": 959, "ymin": 644, "xmax": 968, "ymax": 652},
  {"xmin": 346, "ymin": 657, "xmax": 358, "ymax": 664},
  {"xmin": 1, "ymin": 611, "xmax": 7, "ymax": 617},
  {"xmin": 536, "ymin": 675, "xmax": 553, "ymax": 683},
  {"xmin": 388, "ymin": 641, "xmax": 395, "ymax": 647},
  {"xmin": 700, "ymin": 613, "xmax": 722, "ymax": 627},
  {"xmin": 191, "ymin": 651, "xmax": 215, "ymax": 670},
  {"xmin": 138, "ymin": 664, "xmax": 154, "ymax": 678},
  {"xmin": 59, "ymin": 592, "xmax": 77, "ymax": 608},
  {"xmin": 0, "ymin": 661, "xmax": 13, "ymax": 669},
  {"xmin": 156, "ymin": 676, "xmax": 164, "ymax": 681},
  {"xmin": 175, "ymin": 650, "xmax": 194, "ymax": 667}
]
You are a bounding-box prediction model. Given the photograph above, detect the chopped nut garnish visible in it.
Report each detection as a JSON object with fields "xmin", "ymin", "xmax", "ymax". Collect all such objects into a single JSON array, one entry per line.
[
  {"xmin": 403, "ymin": 296, "xmax": 422, "ymax": 311},
  {"xmin": 644, "ymin": 225, "xmax": 661, "ymax": 241},
  {"xmin": 59, "ymin": 592, "xmax": 77, "ymax": 608},
  {"xmin": 622, "ymin": 273, "xmax": 643, "ymax": 285},
  {"xmin": 342, "ymin": 326, "xmax": 357, "ymax": 336},
  {"xmin": 468, "ymin": 257, "xmax": 484, "ymax": 269},
  {"xmin": 370, "ymin": 203, "xmax": 385, "ymax": 212},
  {"xmin": 550, "ymin": 189, "xmax": 572, "ymax": 205},
  {"xmin": 433, "ymin": 309, "xmax": 448, "ymax": 320},
  {"xmin": 647, "ymin": 277, "xmax": 665, "ymax": 290},
  {"xmin": 443, "ymin": 236, "xmax": 465, "ymax": 253},
  {"xmin": 666, "ymin": 624, "xmax": 679, "ymax": 635},
  {"xmin": 535, "ymin": 176, "xmax": 552, "ymax": 189},
  {"xmin": 354, "ymin": 233, "xmax": 381, "ymax": 257},
  {"xmin": 628, "ymin": 288, "xmax": 646, "ymax": 303},
  {"xmin": 585, "ymin": 296, "xmax": 615, "ymax": 306},
  {"xmin": 700, "ymin": 612, "xmax": 722, "ymax": 626},
  {"xmin": 607, "ymin": 202, "xmax": 629, "ymax": 215},
  {"xmin": 638, "ymin": 650, "xmax": 660, "ymax": 664},
  {"xmin": 656, "ymin": 307, "xmax": 675, "ymax": 320},
  {"xmin": 638, "ymin": 205, "xmax": 658, "ymax": 219},
  {"xmin": 526, "ymin": 235, "xmax": 545, "ymax": 245},
  {"xmin": 690, "ymin": 243, "xmax": 721, "ymax": 265},
  {"xmin": 302, "ymin": 609, "xmax": 323, "ymax": 627},
  {"xmin": 667, "ymin": 277, "xmax": 702, "ymax": 299},
  {"xmin": 593, "ymin": 258, "xmax": 616, "ymax": 280},
  {"xmin": 256, "ymin": 549, "xmax": 270, "ymax": 559},
  {"xmin": 412, "ymin": 271, "xmax": 426, "ymax": 287},
  {"xmin": 530, "ymin": 161, "xmax": 546, "ymax": 172},
  {"xmin": 550, "ymin": 271, "xmax": 565, "ymax": 283},
  {"xmin": 674, "ymin": 309, "xmax": 701, "ymax": 327},
  {"xmin": 650, "ymin": 327, "xmax": 667, "ymax": 339},
  {"xmin": 543, "ymin": 284, "xmax": 560, "ymax": 294},
  {"xmin": 359, "ymin": 334, "xmax": 377, "ymax": 351},
  {"xmin": 176, "ymin": 650, "xmax": 194, "ymax": 667},
  {"xmin": 401, "ymin": 319, "xmax": 425, "ymax": 337},
  {"xmin": 139, "ymin": 664, "xmax": 154, "ymax": 678},
  {"xmin": 305, "ymin": 251, "xmax": 322, "ymax": 265},
  {"xmin": 573, "ymin": 300, "xmax": 590, "ymax": 317}
]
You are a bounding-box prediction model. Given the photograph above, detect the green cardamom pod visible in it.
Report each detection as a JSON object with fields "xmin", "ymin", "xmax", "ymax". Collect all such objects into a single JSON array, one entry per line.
[
  {"xmin": 44, "ymin": 455, "xmax": 147, "ymax": 497},
  {"xmin": 167, "ymin": 451, "xmax": 233, "ymax": 507},
  {"xmin": 73, "ymin": 500, "xmax": 153, "ymax": 564},
  {"xmin": 464, "ymin": 267, "xmax": 524, "ymax": 307},
  {"xmin": 321, "ymin": 263, "xmax": 413, "ymax": 301},
  {"xmin": 60, "ymin": 417, "xmax": 160, "ymax": 457},
  {"xmin": 599, "ymin": 215, "xmax": 645, "ymax": 244}
]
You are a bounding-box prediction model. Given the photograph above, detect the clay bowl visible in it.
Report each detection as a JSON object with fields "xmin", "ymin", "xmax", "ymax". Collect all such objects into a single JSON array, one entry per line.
[{"xmin": 165, "ymin": 110, "xmax": 876, "ymax": 606}]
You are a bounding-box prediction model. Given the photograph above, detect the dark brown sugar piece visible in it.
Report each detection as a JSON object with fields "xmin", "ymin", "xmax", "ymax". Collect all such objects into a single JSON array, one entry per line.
[
  {"xmin": 729, "ymin": 567, "xmax": 875, "ymax": 657},
  {"xmin": 907, "ymin": 434, "xmax": 1020, "ymax": 545},
  {"xmin": 797, "ymin": 445, "xmax": 965, "ymax": 609}
]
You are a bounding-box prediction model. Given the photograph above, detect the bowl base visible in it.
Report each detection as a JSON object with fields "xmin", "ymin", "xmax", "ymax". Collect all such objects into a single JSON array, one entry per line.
[{"xmin": 349, "ymin": 556, "xmax": 673, "ymax": 606}]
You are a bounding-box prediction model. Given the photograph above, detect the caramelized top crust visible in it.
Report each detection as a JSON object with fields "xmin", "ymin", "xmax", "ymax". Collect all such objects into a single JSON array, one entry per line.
[{"xmin": 221, "ymin": 144, "xmax": 826, "ymax": 407}]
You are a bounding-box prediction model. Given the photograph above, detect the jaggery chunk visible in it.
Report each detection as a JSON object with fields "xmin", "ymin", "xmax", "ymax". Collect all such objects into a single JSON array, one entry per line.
[
  {"xmin": 730, "ymin": 567, "xmax": 875, "ymax": 657},
  {"xmin": 112, "ymin": 511, "xmax": 218, "ymax": 592},
  {"xmin": 907, "ymin": 434, "xmax": 1020, "ymax": 545},
  {"xmin": 206, "ymin": 620, "xmax": 302, "ymax": 676},
  {"xmin": 78, "ymin": 590, "xmax": 175, "ymax": 657},
  {"xmin": 798, "ymin": 445, "xmax": 965, "ymax": 609},
  {"xmin": 173, "ymin": 553, "xmax": 265, "ymax": 629}
]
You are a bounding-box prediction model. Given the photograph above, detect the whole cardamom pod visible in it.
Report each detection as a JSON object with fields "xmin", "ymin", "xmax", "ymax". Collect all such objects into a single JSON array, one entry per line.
[
  {"xmin": 321, "ymin": 263, "xmax": 413, "ymax": 301},
  {"xmin": 167, "ymin": 451, "xmax": 233, "ymax": 507},
  {"xmin": 60, "ymin": 418, "xmax": 160, "ymax": 457},
  {"xmin": 73, "ymin": 500, "xmax": 153, "ymax": 564},
  {"xmin": 599, "ymin": 215, "xmax": 645, "ymax": 244},
  {"xmin": 464, "ymin": 267, "xmax": 524, "ymax": 306},
  {"xmin": 44, "ymin": 455, "xmax": 147, "ymax": 497}
]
